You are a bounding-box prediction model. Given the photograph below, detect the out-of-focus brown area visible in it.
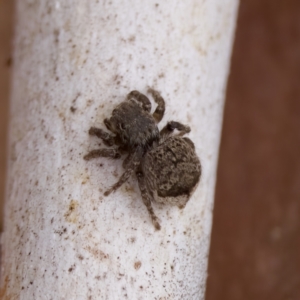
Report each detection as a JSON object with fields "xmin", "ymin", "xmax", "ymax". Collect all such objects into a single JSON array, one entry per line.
[
  {"xmin": 0, "ymin": 1, "xmax": 14, "ymax": 231},
  {"xmin": 0, "ymin": 0, "xmax": 300, "ymax": 298},
  {"xmin": 206, "ymin": 0, "xmax": 300, "ymax": 299}
]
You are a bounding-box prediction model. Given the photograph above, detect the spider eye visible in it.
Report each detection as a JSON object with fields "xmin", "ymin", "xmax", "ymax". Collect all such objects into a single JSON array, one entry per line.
[{"xmin": 119, "ymin": 123, "xmax": 126, "ymax": 130}]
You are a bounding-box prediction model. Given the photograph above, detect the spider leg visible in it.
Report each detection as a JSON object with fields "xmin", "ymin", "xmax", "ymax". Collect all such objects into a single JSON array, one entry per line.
[
  {"xmin": 148, "ymin": 88, "xmax": 165, "ymax": 123},
  {"xmin": 104, "ymin": 147, "xmax": 142, "ymax": 196},
  {"xmin": 136, "ymin": 172, "xmax": 161, "ymax": 230},
  {"xmin": 160, "ymin": 121, "xmax": 191, "ymax": 138},
  {"xmin": 88, "ymin": 127, "xmax": 116, "ymax": 146},
  {"xmin": 84, "ymin": 148, "xmax": 121, "ymax": 160},
  {"xmin": 122, "ymin": 152, "xmax": 133, "ymax": 169},
  {"xmin": 127, "ymin": 90, "xmax": 152, "ymax": 112}
]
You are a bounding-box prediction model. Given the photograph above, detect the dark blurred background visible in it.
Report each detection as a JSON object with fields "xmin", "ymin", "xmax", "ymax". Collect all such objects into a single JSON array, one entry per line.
[
  {"xmin": 0, "ymin": 1, "xmax": 13, "ymax": 233},
  {"xmin": 1, "ymin": 1, "xmax": 300, "ymax": 299},
  {"xmin": 206, "ymin": 0, "xmax": 300, "ymax": 299}
]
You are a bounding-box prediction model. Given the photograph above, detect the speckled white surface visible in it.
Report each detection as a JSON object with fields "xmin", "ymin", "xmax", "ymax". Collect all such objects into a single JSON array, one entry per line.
[{"xmin": 1, "ymin": 0, "xmax": 238, "ymax": 299}]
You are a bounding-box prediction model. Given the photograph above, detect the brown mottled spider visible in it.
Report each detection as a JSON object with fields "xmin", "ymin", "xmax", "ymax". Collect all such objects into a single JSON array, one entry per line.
[{"xmin": 84, "ymin": 88, "xmax": 201, "ymax": 230}]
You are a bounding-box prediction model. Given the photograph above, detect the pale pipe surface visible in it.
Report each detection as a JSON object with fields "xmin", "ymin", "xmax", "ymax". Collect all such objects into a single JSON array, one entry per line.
[{"xmin": 1, "ymin": 0, "xmax": 238, "ymax": 299}]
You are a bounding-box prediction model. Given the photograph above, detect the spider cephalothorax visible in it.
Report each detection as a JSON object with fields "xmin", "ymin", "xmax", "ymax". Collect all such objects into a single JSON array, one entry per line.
[
  {"xmin": 84, "ymin": 88, "xmax": 201, "ymax": 230},
  {"xmin": 104, "ymin": 91, "xmax": 160, "ymax": 148}
]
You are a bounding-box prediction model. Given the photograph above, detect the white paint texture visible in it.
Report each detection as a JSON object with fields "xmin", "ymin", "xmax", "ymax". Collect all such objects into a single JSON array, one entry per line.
[{"xmin": 1, "ymin": 0, "xmax": 238, "ymax": 299}]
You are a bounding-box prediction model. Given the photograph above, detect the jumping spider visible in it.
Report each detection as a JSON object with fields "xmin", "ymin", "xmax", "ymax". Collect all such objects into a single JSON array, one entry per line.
[{"xmin": 84, "ymin": 88, "xmax": 201, "ymax": 230}]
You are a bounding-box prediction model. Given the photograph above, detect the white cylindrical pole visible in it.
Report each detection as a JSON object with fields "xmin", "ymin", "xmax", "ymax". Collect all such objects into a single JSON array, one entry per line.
[{"xmin": 1, "ymin": 1, "xmax": 238, "ymax": 299}]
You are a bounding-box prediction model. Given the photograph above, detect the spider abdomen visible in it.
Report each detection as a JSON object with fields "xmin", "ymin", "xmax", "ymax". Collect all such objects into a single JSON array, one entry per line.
[{"xmin": 142, "ymin": 136, "xmax": 201, "ymax": 199}]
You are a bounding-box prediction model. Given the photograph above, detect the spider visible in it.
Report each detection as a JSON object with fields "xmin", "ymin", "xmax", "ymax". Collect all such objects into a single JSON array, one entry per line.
[{"xmin": 84, "ymin": 88, "xmax": 201, "ymax": 230}]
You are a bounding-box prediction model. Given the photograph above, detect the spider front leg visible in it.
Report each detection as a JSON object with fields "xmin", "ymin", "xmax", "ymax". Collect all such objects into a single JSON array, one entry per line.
[
  {"xmin": 83, "ymin": 148, "xmax": 121, "ymax": 160},
  {"xmin": 160, "ymin": 121, "xmax": 191, "ymax": 138},
  {"xmin": 147, "ymin": 88, "xmax": 165, "ymax": 123},
  {"xmin": 88, "ymin": 126, "xmax": 116, "ymax": 147},
  {"xmin": 104, "ymin": 147, "xmax": 142, "ymax": 196},
  {"xmin": 136, "ymin": 172, "xmax": 161, "ymax": 230},
  {"xmin": 127, "ymin": 90, "xmax": 152, "ymax": 112}
]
